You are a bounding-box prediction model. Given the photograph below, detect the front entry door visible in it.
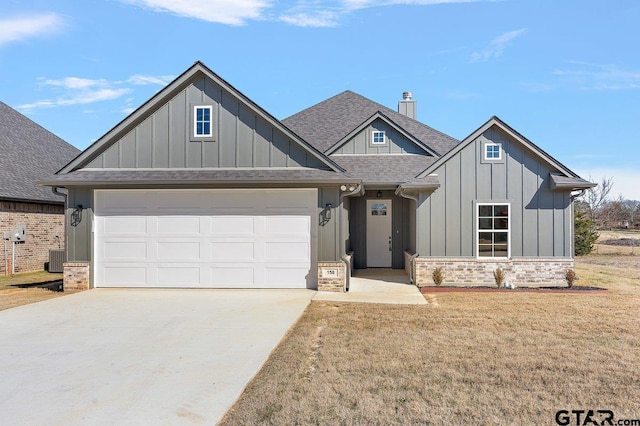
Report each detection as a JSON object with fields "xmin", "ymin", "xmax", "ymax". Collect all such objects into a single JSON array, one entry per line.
[{"xmin": 366, "ymin": 199, "xmax": 392, "ymax": 267}]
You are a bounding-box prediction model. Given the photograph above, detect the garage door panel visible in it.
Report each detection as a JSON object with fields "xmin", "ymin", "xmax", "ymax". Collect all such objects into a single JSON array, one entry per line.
[
  {"xmin": 103, "ymin": 266, "xmax": 147, "ymax": 287},
  {"xmin": 210, "ymin": 266, "xmax": 254, "ymax": 287},
  {"xmin": 103, "ymin": 241, "xmax": 147, "ymax": 260},
  {"xmin": 156, "ymin": 217, "xmax": 201, "ymax": 234},
  {"xmin": 265, "ymin": 267, "xmax": 311, "ymax": 287},
  {"xmin": 264, "ymin": 216, "xmax": 309, "ymax": 234},
  {"xmin": 95, "ymin": 189, "xmax": 316, "ymax": 288},
  {"xmin": 265, "ymin": 242, "xmax": 309, "ymax": 260},
  {"xmin": 157, "ymin": 267, "xmax": 200, "ymax": 287},
  {"xmin": 103, "ymin": 217, "xmax": 148, "ymax": 234},
  {"xmin": 210, "ymin": 242, "xmax": 254, "ymax": 260},
  {"xmin": 156, "ymin": 242, "xmax": 201, "ymax": 260},
  {"xmin": 209, "ymin": 216, "xmax": 255, "ymax": 234}
]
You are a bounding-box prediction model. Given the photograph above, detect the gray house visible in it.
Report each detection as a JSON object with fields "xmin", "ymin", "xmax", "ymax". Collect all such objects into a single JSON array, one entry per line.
[
  {"xmin": 45, "ymin": 62, "xmax": 593, "ymax": 291},
  {"xmin": 0, "ymin": 102, "xmax": 80, "ymax": 274}
]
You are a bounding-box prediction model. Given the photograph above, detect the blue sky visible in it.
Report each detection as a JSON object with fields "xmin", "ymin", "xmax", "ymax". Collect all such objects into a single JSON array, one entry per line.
[{"xmin": 1, "ymin": 0, "xmax": 639, "ymax": 200}]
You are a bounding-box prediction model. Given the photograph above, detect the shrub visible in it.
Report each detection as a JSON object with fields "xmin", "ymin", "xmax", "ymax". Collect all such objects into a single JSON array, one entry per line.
[
  {"xmin": 575, "ymin": 210, "xmax": 599, "ymax": 255},
  {"xmin": 493, "ymin": 268, "xmax": 505, "ymax": 288},
  {"xmin": 565, "ymin": 269, "xmax": 576, "ymax": 288},
  {"xmin": 432, "ymin": 267, "xmax": 444, "ymax": 286}
]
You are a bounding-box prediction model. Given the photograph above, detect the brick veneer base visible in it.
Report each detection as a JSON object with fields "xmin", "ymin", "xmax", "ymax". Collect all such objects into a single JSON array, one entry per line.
[
  {"xmin": 63, "ymin": 262, "xmax": 90, "ymax": 290},
  {"xmin": 414, "ymin": 257, "xmax": 574, "ymax": 287},
  {"xmin": 317, "ymin": 261, "xmax": 346, "ymax": 292}
]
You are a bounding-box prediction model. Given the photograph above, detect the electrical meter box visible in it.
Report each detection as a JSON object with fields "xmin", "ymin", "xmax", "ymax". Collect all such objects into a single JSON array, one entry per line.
[{"xmin": 11, "ymin": 224, "xmax": 26, "ymax": 243}]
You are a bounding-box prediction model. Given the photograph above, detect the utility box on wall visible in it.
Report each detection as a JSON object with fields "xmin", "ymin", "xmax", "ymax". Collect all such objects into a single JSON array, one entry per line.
[{"xmin": 10, "ymin": 224, "xmax": 26, "ymax": 243}]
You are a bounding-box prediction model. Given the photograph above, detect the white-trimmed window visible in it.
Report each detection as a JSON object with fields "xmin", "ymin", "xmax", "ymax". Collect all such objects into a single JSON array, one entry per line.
[
  {"xmin": 484, "ymin": 142, "xmax": 501, "ymax": 160},
  {"xmin": 477, "ymin": 203, "xmax": 510, "ymax": 258},
  {"xmin": 194, "ymin": 106, "xmax": 212, "ymax": 137},
  {"xmin": 372, "ymin": 130, "xmax": 386, "ymax": 144}
]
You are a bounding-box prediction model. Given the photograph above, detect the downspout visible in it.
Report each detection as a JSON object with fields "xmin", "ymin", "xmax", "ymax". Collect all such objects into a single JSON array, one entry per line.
[
  {"xmin": 395, "ymin": 185, "xmax": 420, "ymax": 284},
  {"xmin": 52, "ymin": 186, "xmax": 68, "ymax": 264},
  {"xmin": 339, "ymin": 183, "xmax": 363, "ymax": 292}
]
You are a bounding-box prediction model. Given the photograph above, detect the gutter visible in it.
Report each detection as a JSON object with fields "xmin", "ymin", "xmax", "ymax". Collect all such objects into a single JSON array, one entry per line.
[{"xmin": 51, "ymin": 187, "xmax": 68, "ymax": 264}]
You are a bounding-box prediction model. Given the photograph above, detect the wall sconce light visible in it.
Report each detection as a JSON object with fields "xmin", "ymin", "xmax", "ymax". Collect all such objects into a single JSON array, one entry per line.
[
  {"xmin": 71, "ymin": 204, "xmax": 83, "ymax": 227},
  {"xmin": 325, "ymin": 203, "xmax": 333, "ymax": 220},
  {"xmin": 376, "ymin": 190, "xmax": 382, "ymax": 198}
]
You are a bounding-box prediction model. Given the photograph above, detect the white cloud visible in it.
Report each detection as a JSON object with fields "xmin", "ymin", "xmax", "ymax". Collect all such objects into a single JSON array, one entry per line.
[
  {"xmin": 0, "ymin": 13, "xmax": 64, "ymax": 46},
  {"xmin": 471, "ymin": 28, "xmax": 527, "ymax": 63},
  {"xmin": 280, "ymin": 10, "xmax": 342, "ymax": 27},
  {"xmin": 127, "ymin": 74, "xmax": 175, "ymax": 85},
  {"xmin": 17, "ymin": 73, "xmax": 171, "ymax": 112},
  {"xmin": 553, "ymin": 62, "xmax": 640, "ymax": 91},
  {"xmin": 575, "ymin": 168, "xmax": 640, "ymax": 202},
  {"xmin": 119, "ymin": 0, "xmax": 273, "ymax": 25}
]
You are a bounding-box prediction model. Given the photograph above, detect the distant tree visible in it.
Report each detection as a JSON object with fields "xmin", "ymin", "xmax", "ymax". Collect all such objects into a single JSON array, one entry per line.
[
  {"xmin": 574, "ymin": 210, "xmax": 599, "ymax": 255},
  {"xmin": 582, "ymin": 176, "xmax": 614, "ymax": 227},
  {"xmin": 621, "ymin": 199, "xmax": 640, "ymax": 228}
]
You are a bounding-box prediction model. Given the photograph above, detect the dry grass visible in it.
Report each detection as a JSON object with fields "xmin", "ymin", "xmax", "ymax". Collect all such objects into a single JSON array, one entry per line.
[
  {"xmin": 0, "ymin": 270, "xmax": 68, "ymax": 311},
  {"xmin": 220, "ymin": 256, "xmax": 640, "ymax": 425}
]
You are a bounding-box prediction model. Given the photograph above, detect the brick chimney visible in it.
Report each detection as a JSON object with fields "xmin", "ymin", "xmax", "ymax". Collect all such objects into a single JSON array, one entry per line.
[{"xmin": 398, "ymin": 91, "xmax": 416, "ymax": 120}]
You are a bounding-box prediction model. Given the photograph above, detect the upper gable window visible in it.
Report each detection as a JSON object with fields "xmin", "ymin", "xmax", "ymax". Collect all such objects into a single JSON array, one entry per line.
[
  {"xmin": 484, "ymin": 142, "xmax": 501, "ymax": 160},
  {"xmin": 372, "ymin": 131, "xmax": 386, "ymax": 145},
  {"xmin": 194, "ymin": 106, "xmax": 212, "ymax": 137}
]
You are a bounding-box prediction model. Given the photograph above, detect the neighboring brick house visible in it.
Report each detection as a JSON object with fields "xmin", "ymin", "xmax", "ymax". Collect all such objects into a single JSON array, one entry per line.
[{"xmin": 0, "ymin": 102, "xmax": 80, "ymax": 274}]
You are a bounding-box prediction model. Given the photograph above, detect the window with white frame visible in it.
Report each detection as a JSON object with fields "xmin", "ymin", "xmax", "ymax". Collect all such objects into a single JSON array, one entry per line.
[
  {"xmin": 484, "ymin": 142, "xmax": 501, "ymax": 160},
  {"xmin": 194, "ymin": 106, "xmax": 212, "ymax": 137},
  {"xmin": 372, "ymin": 130, "xmax": 386, "ymax": 144},
  {"xmin": 477, "ymin": 203, "xmax": 510, "ymax": 258}
]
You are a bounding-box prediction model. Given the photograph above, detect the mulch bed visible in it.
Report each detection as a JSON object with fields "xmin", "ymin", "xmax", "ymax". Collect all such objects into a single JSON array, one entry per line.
[{"xmin": 420, "ymin": 286, "xmax": 608, "ymax": 294}]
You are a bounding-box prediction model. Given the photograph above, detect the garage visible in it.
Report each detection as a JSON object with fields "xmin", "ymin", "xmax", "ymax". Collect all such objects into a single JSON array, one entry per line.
[{"xmin": 94, "ymin": 189, "xmax": 317, "ymax": 288}]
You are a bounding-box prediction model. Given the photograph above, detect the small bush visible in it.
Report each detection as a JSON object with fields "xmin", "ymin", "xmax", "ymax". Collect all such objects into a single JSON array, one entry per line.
[
  {"xmin": 493, "ymin": 268, "xmax": 505, "ymax": 288},
  {"xmin": 432, "ymin": 267, "xmax": 444, "ymax": 286},
  {"xmin": 565, "ymin": 269, "xmax": 576, "ymax": 288}
]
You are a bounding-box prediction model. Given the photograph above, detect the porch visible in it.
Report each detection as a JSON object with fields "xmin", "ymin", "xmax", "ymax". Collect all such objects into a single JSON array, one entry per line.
[{"xmin": 314, "ymin": 269, "xmax": 426, "ymax": 305}]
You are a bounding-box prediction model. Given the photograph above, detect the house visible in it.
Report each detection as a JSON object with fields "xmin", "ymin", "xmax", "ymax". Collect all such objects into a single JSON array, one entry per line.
[
  {"xmin": 44, "ymin": 62, "xmax": 593, "ymax": 291},
  {"xmin": 0, "ymin": 102, "xmax": 80, "ymax": 274}
]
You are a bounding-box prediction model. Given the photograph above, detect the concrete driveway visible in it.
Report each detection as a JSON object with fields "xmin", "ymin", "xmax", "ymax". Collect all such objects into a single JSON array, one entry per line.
[{"xmin": 0, "ymin": 289, "xmax": 314, "ymax": 425}]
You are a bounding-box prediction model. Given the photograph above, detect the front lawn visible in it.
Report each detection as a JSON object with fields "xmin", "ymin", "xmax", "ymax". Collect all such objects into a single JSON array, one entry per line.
[
  {"xmin": 220, "ymin": 255, "xmax": 640, "ymax": 425},
  {"xmin": 0, "ymin": 271, "xmax": 66, "ymax": 311}
]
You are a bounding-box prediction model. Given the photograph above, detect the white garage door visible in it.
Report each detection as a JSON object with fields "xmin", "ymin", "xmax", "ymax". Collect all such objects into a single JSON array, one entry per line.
[{"xmin": 94, "ymin": 189, "xmax": 317, "ymax": 288}]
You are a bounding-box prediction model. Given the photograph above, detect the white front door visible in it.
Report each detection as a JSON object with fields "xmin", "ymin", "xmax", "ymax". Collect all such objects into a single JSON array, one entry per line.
[{"xmin": 366, "ymin": 199, "xmax": 392, "ymax": 267}]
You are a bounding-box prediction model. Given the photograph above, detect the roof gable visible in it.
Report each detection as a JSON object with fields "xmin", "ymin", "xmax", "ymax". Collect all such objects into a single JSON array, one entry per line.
[
  {"xmin": 283, "ymin": 90, "xmax": 459, "ymax": 156},
  {"xmin": 417, "ymin": 116, "xmax": 587, "ymax": 180},
  {"xmin": 0, "ymin": 102, "xmax": 79, "ymax": 203},
  {"xmin": 326, "ymin": 112, "xmax": 438, "ymax": 156},
  {"xmin": 59, "ymin": 62, "xmax": 342, "ymax": 174}
]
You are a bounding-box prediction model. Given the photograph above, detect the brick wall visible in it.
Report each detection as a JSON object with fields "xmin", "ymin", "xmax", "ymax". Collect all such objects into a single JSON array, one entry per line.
[
  {"xmin": 317, "ymin": 261, "xmax": 346, "ymax": 292},
  {"xmin": 0, "ymin": 201, "xmax": 65, "ymax": 274},
  {"xmin": 414, "ymin": 257, "xmax": 574, "ymax": 287},
  {"xmin": 63, "ymin": 262, "xmax": 90, "ymax": 290}
]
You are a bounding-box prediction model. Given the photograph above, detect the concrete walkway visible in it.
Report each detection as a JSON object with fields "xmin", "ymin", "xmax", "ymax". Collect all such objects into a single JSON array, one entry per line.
[
  {"xmin": 0, "ymin": 289, "xmax": 314, "ymax": 425},
  {"xmin": 313, "ymin": 269, "xmax": 427, "ymax": 305}
]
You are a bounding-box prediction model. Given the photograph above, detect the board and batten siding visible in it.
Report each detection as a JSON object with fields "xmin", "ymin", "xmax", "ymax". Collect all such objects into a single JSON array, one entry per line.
[
  {"xmin": 417, "ymin": 126, "xmax": 572, "ymax": 258},
  {"xmin": 84, "ymin": 74, "xmax": 326, "ymax": 170},
  {"xmin": 332, "ymin": 119, "xmax": 426, "ymax": 155}
]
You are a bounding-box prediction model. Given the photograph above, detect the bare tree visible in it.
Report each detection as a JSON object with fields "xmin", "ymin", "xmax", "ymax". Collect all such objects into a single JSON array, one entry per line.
[{"xmin": 583, "ymin": 176, "xmax": 614, "ymax": 226}]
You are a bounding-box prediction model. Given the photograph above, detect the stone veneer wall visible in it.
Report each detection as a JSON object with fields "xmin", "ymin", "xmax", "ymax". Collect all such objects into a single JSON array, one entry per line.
[
  {"xmin": 414, "ymin": 257, "xmax": 574, "ymax": 286},
  {"xmin": 63, "ymin": 262, "xmax": 90, "ymax": 290},
  {"xmin": 317, "ymin": 261, "xmax": 346, "ymax": 292},
  {"xmin": 0, "ymin": 201, "xmax": 65, "ymax": 274}
]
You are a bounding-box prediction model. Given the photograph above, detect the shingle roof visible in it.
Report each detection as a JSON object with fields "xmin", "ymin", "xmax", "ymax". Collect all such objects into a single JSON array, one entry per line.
[
  {"xmin": 41, "ymin": 168, "xmax": 354, "ymax": 186},
  {"xmin": 0, "ymin": 102, "xmax": 80, "ymax": 203},
  {"xmin": 331, "ymin": 154, "xmax": 437, "ymax": 184},
  {"xmin": 283, "ymin": 90, "xmax": 459, "ymax": 156}
]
